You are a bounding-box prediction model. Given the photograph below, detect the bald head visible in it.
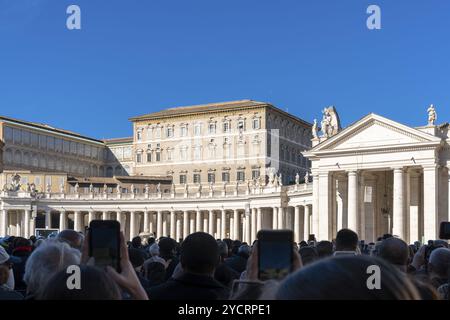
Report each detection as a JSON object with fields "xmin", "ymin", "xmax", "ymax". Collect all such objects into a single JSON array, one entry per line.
[
  {"xmin": 428, "ymin": 248, "xmax": 450, "ymax": 278},
  {"xmin": 56, "ymin": 230, "xmax": 84, "ymax": 251},
  {"xmin": 378, "ymin": 238, "xmax": 409, "ymax": 270}
]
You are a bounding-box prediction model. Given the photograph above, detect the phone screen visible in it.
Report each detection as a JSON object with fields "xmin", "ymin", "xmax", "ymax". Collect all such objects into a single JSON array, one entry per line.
[
  {"xmin": 89, "ymin": 220, "xmax": 120, "ymax": 272},
  {"xmin": 258, "ymin": 230, "xmax": 293, "ymax": 281},
  {"xmin": 439, "ymin": 222, "xmax": 450, "ymax": 240}
]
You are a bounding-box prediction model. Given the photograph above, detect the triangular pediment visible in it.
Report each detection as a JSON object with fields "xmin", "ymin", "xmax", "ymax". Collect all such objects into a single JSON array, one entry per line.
[{"xmin": 308, "ymin": 114, "xmax": 441, "ymax": 153}]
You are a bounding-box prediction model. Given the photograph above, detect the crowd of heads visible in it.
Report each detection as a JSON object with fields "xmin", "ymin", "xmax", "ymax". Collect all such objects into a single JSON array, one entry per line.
[{"xmin": 0, "ymin": 227, "xmax": 449, "ymax": 300}]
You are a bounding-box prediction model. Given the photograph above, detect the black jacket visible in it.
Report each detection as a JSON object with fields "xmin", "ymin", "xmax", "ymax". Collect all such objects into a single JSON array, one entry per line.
[
  {"xmin": 224, "ymin": 254, "xmax": 248, "ymax": 274},
  {"xmin": 147, "ymin": 272, "xmax": 230, "ymax": 300}
]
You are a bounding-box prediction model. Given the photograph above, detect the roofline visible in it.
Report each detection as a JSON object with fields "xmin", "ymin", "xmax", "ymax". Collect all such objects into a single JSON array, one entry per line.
[
  {"xmin": 0, "ymin": 115, "xmax": 105, "ymax": 145},
  {"xmin": 129, "ymin": 100, "xmax": 312, "ymax": 127}
]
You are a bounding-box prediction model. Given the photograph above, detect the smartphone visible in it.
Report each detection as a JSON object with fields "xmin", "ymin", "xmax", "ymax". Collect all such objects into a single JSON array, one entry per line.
[
  {"xmin": 439, "ymin": 222, "xmax": 450, "ymax": 240},
  {"xmin": 88, "ymin": 220, "xmax": 121, "ymax": 272},
  {"xmin": 257, "ymin": 230, "xmax": 293, "ymax": 281}
]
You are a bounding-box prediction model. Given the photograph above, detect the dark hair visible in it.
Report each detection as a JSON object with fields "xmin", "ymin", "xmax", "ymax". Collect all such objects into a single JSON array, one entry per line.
[
  {"xmin": 316, "ymin": 241, "xmax": 333, "ymax": 258},
  {"xmin": 131, "ymin": 236, "xmax": 142, "ymax": 248},
  {"xmin": 299, "ymin": 246, "xmax": 318, "ymax": 266},
  {"xmin": 147, "ymin": 237, "xmax": 155, "ymax": 246},
  {"xmin": 276, "ymin": 255, "xmax": 420, "ymax": 300},
  {"xmin": 158, "ymin": 237, "xmax": 176, "ymax": 259},
  {"xmin": 378, "ymin": 238, "xmax": 409, "ymax": 267},
  {"xmin": 128, "ymin": 248, "xmax": 146, "ymax": 268},
  {"xmin": 180, "ymin": 232, "xmax": 219, "ymax": 274},
  {"xmin": 299, "ymin": 241, "xmax": 308, "ymax": 248},
  {"xmin": 144, "ymin": 262, "xmax": 166, "ymax": 286},
  {"xmin": 335, "ymin": 229, "xmax": 358, "ymax": 251},
  {"xmin": 41, "ymin": 265, "xmax": 121, "ymax": 300}
]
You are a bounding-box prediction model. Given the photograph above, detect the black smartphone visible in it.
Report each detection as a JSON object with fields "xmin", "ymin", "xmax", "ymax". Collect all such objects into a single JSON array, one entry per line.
[
  {"xmin": 439, "ymin": 221, "xmax": 450, "ymax": 240},
  {"xmin": 257, "ymin": 230, "xmax": 293, "ymax": 281},
  {"xmin": 88, "ymin": 220, "xmax": 121, "ymax": 272}
]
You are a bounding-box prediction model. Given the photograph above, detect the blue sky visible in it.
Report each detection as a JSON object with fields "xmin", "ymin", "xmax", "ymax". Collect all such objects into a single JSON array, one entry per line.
[{"xmin": 1, "ymin": 0, "xmax": 449, "ymax": 139}]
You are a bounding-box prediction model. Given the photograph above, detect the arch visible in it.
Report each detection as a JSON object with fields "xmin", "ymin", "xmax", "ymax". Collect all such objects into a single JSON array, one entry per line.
[
  {"xmin": 114, "ymin": 166, "xmax": 122, "ymax": 176},
  {"xmin": 106, "ymin": 166, "xmax": 113, "ymax": 177},
  {"xmin": 4, "ymin": 148, "xmax": 12, "ymax": 163}
]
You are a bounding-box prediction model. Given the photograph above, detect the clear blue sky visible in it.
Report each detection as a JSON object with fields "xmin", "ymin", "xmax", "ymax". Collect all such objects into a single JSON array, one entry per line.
[{"xmin": 1, "ymin": 0, "xmax": 450, "ymax": 139}]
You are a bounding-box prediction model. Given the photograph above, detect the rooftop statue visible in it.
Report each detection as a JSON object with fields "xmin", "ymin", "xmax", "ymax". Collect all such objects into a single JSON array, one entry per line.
[
  {"xmin": 427, "ymin": 104, "xmax": 437, "ymax": 126},
  {"xmin": 320, "ymin": 106, "xmax": 341, "ymax": 138}
]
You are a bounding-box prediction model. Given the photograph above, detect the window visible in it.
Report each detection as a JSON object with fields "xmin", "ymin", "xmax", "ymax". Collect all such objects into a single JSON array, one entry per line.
[
  {"xmin": 31, "ymin": 133, "xmax": 38, "ymax": 147},
  {"xmin": 166, "ymin": 126, "xmax": 174, "ymax": 138},
  {"xmin": 252, "ymin": 118, "xmax": 260, "ymax": 129},
  {"xmin": 194, "ymin": 146, "xmax": 201, "ymax": 160},
  {"xmin": 156, "ymin": 151, "xmax": 161, "ymax": 162},
  {"xmin": 4, "ymin": 126, "xmax": 13, "ymax": 142},
  {"xmin": 238, "ymin": 119, "xmax": 245, "ymax": 131},
  {"xmin": 208, "ymin": 145, "xmax": 216, "ymax": 159},
  {"xmin": 147, "ymin": 152, "xmax": 152, "ymax": 162},
  {"xmin": 47, "ymin": 136, "xmax": 54, "ymax": 150},
  {"xmin": 167, "ymin": 149, "xmax": 173, "ymax": 161},
  {"xmin": 179, "ymin": 174, "xmax": 187, "ymax": 184},
  {"xmin": 22, "ymin": 130, "xmax": 30, "ymax": 145},
  {"xmin": 180, "ymin": 147, "xmax": 188, "ymax": 160},
  {"xmin": 223, "ymin": 122, "xmax": 230, "ymax": 133},
  {"xmin": 208, "ymin": 123, "xmax": 216, "ymax": 134},
  {"xmin": 222, "ymin": 172, "xmax": 230, "ymax": 183},
  {"xmin": 155, "ymin": 126, "xmax": 161, "ymax": 139},
  {"xmin": 252, "ymin": 169, "xmax": 260, "ymax": 180},
  {"xmin": 13, "ymin": 128, "xmax": 21, "ymax": 144},
  {"xmin": 194, "ymin": 123, "xmax": 201, "ymax": 136},
  {"xmin": 208, "ymin": 173, "xmax": 215, "ymax": 183},
  {"xmin": 39, "ymin": 135, "xmax": 46, "ymax": 149},
  {"xmin": 193, "ymin": 173, "xmax": 201, "ymax": 184},
  {"xmin": 180, "ymin": 125, "xmax": 187, "ymax": 137},
  {"xmin": 137, "ymin": 131, "xmax": 142, "ymax": 141},
  {"xmin": 136, "ymin": 153, "xmax": 142, "ymax": 163},
  {"xmin": 237, "ymin": 171, "xmax": 245, "ymax": 182}
]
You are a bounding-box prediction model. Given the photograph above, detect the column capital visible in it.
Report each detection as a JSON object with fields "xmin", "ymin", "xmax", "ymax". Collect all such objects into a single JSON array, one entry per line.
[
  {"xmin": 347, "ymin": 170, "xmax": 358, "ymax": 176},
  {"xmin": 393, "ymin": 167, "xmax": 405, "ymax": 173}
]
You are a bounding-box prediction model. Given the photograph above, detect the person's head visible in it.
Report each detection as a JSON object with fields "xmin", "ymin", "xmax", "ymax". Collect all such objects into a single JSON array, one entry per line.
[
  {"xmin": 377, "ymin": 238, "xmax": 409, "ymax": 271},
  {"xmin": 29, "ymin": 235, "xmax": 37, "ymax": 243},
  {"xmin": 144, "ymin": 261, "xmax": 166, "ymax": 285},
  {"xmin": 299, "ymin": 241, "xmax": 308, "ymax": 248},
  {"xmin": 382, "ymin": 234, "xmax": 393, "ymax": 240},
  {"xmin": 24, "ymin": 240, "xmax": 81, "ymax": 299},
  {"xmin": 428, "ymin": 248, "xmax": 450, "ymax": 280},
  {"xmin": 299, "ymin": 246, "xmax": 318, "ymax": 266},
  {"xmin": 316, "ymin": 241, "xmax": 333, "ymax": 259},
  {"xmin": 41, "ymin": 265, "xmax": 121, "ymax": 300},
  {"xmin": 12, "ymin": 237, "xmax": 32, "ymax": 249},
  {"xmin": 335, "ymin": 229, "xmax": 359, "ymax": 252},
  {"xmin": 149, "ymin": 243, "xmax": 160, "ymax": 257},
  {"xmin": 231, "ymin": 240, "xmax": 242, "ymax": 255},
  {"xmin": 158, "ymin": 237, "xmax": 176, "ymax": 260},
  {"xmin": 216, "ymin": 240, "xmax": 228, "ymax": 261},
  {"xmin": 276, "ymin": 255, "xmax": 421, "ymax": 300},
  {"xmin": 180, "ymin": 232, "xmax": 219, "ymax": 276},
  {"xmin": 56, "ymin": 230, "xmax": 84, "ymax": 251},
  {"xmin": 147, "ymin": 237, "xmax": 155, "ymax": 246},
  {"xmin": 131, "ymin": 236, "xmax": 142, "ymax": 249},
  {"xmin": 237, "ymin": 245, "xmax": 251, "ymax": 258},
  {"xmin": 128, "ymin": 248, "xmax": 145, "ymax": 270}
]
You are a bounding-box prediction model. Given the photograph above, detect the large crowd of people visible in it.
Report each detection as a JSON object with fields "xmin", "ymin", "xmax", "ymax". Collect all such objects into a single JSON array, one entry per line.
[{"xmin": 0, "ymin": 227, "xmax": 449, "ymax": 300}]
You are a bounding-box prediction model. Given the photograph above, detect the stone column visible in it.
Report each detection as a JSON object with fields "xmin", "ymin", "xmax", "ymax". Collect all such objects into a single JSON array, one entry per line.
[
  {"xmin": 0, "ymin": 209, "xmax": 8, "ymax": 237},
  {"xmin": 24, "ymin": 209, "xmax": 31, "ymax": 238},
  {"xmin": 29, "ymin": 214, "xmax": 36, "ymax": 237},
  {"xmin": 256, "ymin": 208, "xmax": 262, "ymax": 235},
  {"xmin": 245, "ymin": 211, "xmax": 251, "ymax": 244},
  {"xmin": 278, "ymin": 207, "xmax": 284, "ymax": 229},
  {"xmin": 156, "ymin": 211, "xmax": 163, "ymax": 238},
  {"xmin": 318, "ymin": 173, "xmax": 330, "ymax": 240},
  {"xmin": 304, "ymin": 205, "xmax": 310, "ymax": 241},
  {"xmin": 170, "ymin": 211, "xmax": 176, "ymax": 239},
  {"xmin": 347, "ymin": 170, "xmax": 359, "ymax": 233},
  {"xmin": 74, "ymin": 211, "xmax": 83, "ymax": 232},
  {"xmin": 143, "ymin": 211, "xmax": 150, "ymax": 233},
  {"xmin": 423, "ymin": 165, "xmax": 439, "ymax": 241},
  {"xmin": 216, "ymin": 213, "xmax": 221, "ymax": 238},
  {"xmin": 45, "ymin": 210, "xmax": 52, "ymax": 229},
  {"xmin": 221, "ymin": 209, "xmax": 226, "ymax": 239},
  {"xmin": 448, "ymin": 168, "xmax": 450, "ymax": 225},
  {"xmin": 116, "ymin": 211, "xmax": 124, "ymax": 231},
  {"xmin": 409, "ymin": 174, "xmax": 420, "ymax": 243},
  {"xmin": 162, "ymin": 213, "xmax": 168, "ymax": 237},
  {"xmin": 393, "ymin": 168, "xmax": 406, "ymax": 240},
  {"xmin": 251, "ymin": 208, "xmax": 257, "ymax": 243},
  {"xmin": 130, "ymin": 211, "xmax": 137, "ymax": 240},
  {"xmin": 176, "ymin": 214, "xmax": 182, "ymax": 241},
  {"xmin": 208, "ymin": 210, "xmax": 214, "ymax": 236},
  {"xmin": 88, "ymin": 211, "xmax": 95, "ymax": 224},
  {"xmin": 233, "ymin": 209, "xmax": 240, "ymax": 240},
  {"xmin": 272, "ymin": 207, "xmax": 278, "ymax": 229},
  {"xmin": 312, "ymin": 173, "xmax": 320, "ymax": 236},
  {"xmin": 183, "ymin": 211, "xmax": 189, "ymax": 239},
  {"xmin": 102, "ymin": 211, "xmax": 109, "ymax": 220},
  {"xmin": 59, "ymin": 210, "xmax": 67, "ymax": 232},
  {"xmin": 149, "ymin": 212, "xmax": 154, "ymax": 235},
  {"xmin": 196, "ymin": 210, "xmax": 202, "ymax": 232},
  {"xmin": 189, "ymin": 213, "xmax": 195, "ymax": 236},
  {"xmin": 294, "ymin": 206, "xmax": 301, "ymax": 243}
]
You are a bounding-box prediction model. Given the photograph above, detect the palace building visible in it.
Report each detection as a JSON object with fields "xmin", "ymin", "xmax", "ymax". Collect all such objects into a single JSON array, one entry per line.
[{"xmin": 0, "ymin": 101, "xmax": 449, "ymax": 244}]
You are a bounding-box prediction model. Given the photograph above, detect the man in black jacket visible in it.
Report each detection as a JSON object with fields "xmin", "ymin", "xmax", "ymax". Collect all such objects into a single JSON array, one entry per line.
[{"xmin": 147, "ymin": 232, "xmax": 229, "ymax": 300}]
